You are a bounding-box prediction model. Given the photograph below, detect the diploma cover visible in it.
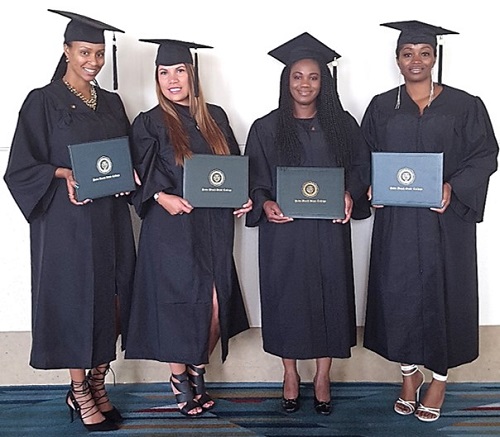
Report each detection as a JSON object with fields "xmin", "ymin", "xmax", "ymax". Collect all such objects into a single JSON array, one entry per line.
[
  {"xmin": 183, "ymin": 154, "xmax": 249, "ymax": 208},
  {"xmin": 276, "ymin": 166, "xmax": 345, "ymax": 219},
  {"xmin": 68, "ymin": 136, "xmax": 135, "ymax": 201},
  {"xmin": 371, "ymin": 152, "xmax": 443, "ymax": 207}
]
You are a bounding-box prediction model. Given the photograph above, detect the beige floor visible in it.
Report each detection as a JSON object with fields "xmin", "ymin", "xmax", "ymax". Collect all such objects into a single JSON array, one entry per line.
[{"xmin": 2, "ymin": 327, "xmax": 499, "ymax": 386}]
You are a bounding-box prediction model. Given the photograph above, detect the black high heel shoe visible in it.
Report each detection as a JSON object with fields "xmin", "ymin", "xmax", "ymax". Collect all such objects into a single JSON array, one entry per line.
[
  {"xmin": 313, "ymin": 377, "xmax": 332, "ymax": 415},
  {"xmin": 281, "ymin": 377, "xmax": 301, "ymax": 413},
  {"xmin": 314, "ymin": 397, "xmax": 331, "ymax": 415},
  {"xmin": 87, "ymin": 365, "xmax": 123, "ymax": 423},
  {"xmin": 170, "ymin": 371, "xmax": 204, "ymax": 417},
  {"xmin": 187, "ymin": 364, "xmax": 215, "ymax": 411},
  {"xmin": 66, "ymin": 380, "xmax": 118, "ymax": 432}
]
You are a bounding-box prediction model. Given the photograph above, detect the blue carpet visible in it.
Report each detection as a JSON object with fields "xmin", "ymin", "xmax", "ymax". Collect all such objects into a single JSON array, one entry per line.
[{"xmin": 0, "ymin": 382, "xmax": 499, "ymax": 436}]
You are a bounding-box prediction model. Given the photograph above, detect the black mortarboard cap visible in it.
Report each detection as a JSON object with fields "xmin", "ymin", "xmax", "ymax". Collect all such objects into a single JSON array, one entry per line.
[
  {"xmin": 49, "ymin": 9, "xmax": 124, "ymax": 89},
  {"xmin": 381, "ymin": 20, "xmax": 459, "ymax": 84},
  {"xmin": 268, "ymin": 32, "xmax": 341, "ymax": 66},
  {"xmin": 49, "ymin": 9, "xmax": 124, "ymax": 44},
  {"xmin": 381, "ymin": 20, "xmax": 458, "ymax": 49},
  {"xmin": 139, "ymin": 39, "xmax": 213, "ymax": 97}
]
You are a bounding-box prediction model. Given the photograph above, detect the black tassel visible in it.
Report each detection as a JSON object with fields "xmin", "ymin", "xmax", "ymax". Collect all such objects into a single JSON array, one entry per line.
[
  {"xmin": 438, "ymin": 44, "xmax": 443, "ymax": 85},
  {"xmin": 112, "ymin": 32, "xmax": 118, "ymax": 90},
  {"xmin": 194, "ymin": 51, "xmax": 199, "ymax": 97}
]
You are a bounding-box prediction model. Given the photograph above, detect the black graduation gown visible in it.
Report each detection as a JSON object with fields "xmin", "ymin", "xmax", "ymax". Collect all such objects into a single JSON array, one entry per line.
[
  {"xmin": 3, "ymin": 80, "xmax": 136, "ymax": 370},
  {"xmin": 361, "ymin": 85, "xmax": 499, "ymax": 375},
  {"xmin": 245, "ymin": 109, "xmax": 370, "ymax": 359},
  {"xmin": 124, "ymin": 103, "xmax": 249, "ymax": 364}
]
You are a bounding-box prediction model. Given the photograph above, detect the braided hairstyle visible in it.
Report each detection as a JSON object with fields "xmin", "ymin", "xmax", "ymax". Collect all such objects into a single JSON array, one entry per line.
[{"xmin": 275, "ymin": 60, "xmax": 352, "ymax": 177}]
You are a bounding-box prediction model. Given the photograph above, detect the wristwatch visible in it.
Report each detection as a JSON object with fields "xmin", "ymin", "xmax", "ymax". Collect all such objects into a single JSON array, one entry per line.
[{"xmin": 153, "ymin": 192, "xmax": 161, "ymax": 202}]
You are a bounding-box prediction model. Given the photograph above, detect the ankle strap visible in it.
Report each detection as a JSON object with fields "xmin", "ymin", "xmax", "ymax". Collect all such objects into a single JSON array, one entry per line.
[
  {"xmin": 432, "ymin": 372, "xmax": 448, "ymax": 382},
  {"xmin": 400, "ymin": 364, "xmax": 419, "ymax": 376}
]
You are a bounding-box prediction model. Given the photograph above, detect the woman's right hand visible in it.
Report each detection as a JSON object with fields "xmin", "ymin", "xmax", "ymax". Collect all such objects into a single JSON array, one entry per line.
[
  {"xmin": 55, "ymin": 167, "xmax": 90, "ymax": 205},
  {"xmin": 263, "ymin": 200, "xmax": 293, "ymax": 224},
  {"xmin": 367, "ymin": 185, "xmax": 384, "ymax": 209},
  {"xmin": 155, "ymin": 192, "xmax": 193, "ymax": 216}
]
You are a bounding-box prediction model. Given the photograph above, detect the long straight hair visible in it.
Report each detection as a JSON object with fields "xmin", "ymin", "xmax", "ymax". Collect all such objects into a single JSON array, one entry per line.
[{"xmin": 156, "ymin": 64, "xmax": 230, "ymax": 165}]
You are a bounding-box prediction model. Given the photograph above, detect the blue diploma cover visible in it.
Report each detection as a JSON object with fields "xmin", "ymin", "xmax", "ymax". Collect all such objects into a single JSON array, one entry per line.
[{"xmin": 371, "ymin": 152, "xmax": 443, "ymax": 207}]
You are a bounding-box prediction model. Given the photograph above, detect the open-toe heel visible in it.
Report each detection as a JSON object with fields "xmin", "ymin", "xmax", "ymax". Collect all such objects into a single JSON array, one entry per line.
[
  {"xmin": 170, "ymin": 371, "xmax": 203, "ymax": 417},
  {"xmin": 415, "ymin": 372, "xmax": 447, "ymax": 422},
  {"xmin": 394, "ymin": 364, "xmax": 425, "ymax": 416},
  {"xmin": 187, "ymin": 364, "xmax": 215, "ymax": 411},
  {"xmin": 66, "ymin": 380, "xmax": 118, "ymax": 432},
  {"xmin": 87, "ymin": 364, "xmax": 123, "ymax": 423}
]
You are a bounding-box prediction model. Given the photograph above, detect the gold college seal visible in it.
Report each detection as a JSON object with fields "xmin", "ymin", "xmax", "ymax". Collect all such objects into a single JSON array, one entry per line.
[
  {"xmin": 209, "ymin": 169, "xmax": 225, "ymax": 187},
  {"xmin": 302, "ymin": 181, "xmax": 319, "ymax": 198}
]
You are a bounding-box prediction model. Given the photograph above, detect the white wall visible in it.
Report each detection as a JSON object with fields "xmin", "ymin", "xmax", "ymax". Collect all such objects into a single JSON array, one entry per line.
[{"xmin": 1, "ymin": 0, "xmax": 499, "ymax": 331}]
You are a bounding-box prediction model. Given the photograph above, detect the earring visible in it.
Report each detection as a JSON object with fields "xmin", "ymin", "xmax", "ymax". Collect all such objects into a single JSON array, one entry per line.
[{"xmin": 65, "ymin": 58, "xmax": 69, "ymax": 63}]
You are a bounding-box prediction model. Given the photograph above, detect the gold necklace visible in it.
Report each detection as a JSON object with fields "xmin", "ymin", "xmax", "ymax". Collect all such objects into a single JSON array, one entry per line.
[{"xmin": 63, "ymin": 79, "xmax": 97, "ymax": 110}]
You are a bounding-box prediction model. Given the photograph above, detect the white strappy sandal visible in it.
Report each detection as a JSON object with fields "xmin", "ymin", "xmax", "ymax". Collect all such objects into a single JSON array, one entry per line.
[{"xmin": 394, "ymin": 364, "xmax": 425, "ymax": 416}]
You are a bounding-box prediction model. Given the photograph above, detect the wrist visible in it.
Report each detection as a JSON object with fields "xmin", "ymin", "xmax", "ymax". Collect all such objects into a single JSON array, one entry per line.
[{"xmin": 153, "ymin": 192, "xmax": 162, "ymax": 202}]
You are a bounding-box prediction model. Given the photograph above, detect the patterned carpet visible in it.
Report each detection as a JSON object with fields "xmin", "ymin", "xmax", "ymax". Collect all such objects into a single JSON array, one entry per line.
[{"xmin": 0, "ymin": 382, "xmax": 499, "ymax": 436}]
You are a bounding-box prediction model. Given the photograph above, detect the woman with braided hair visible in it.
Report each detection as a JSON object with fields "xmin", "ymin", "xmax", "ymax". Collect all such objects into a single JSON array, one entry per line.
[{"xmin": 245, "ymin": 32, "xmax": 370, "ymax": 415}]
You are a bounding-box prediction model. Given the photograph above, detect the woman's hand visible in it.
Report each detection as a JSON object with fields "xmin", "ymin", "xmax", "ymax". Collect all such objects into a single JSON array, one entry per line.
[
  {"xmin": 114, "ymin": 169, "xmax": 143, "ymax": 197},
  {"xmin": 431, "ymin": 182, "xmax": 452, "ymax": 213},
  {"xmin": 55, "ymin": 167, "xmax": 90, "ymax": 205},
  {"xmin": 367, "ymin": 185, "xmax": 384, "ymax": 208},
  {"xmin": 263, "ymin": 200, "xmax": 293, "ymax": 224},
  {"xmin": 234, "ymin": 198, "xmax": 253, "ymax": 218},
  {"xmin": 155, "ymin": 192, "xmax": 193, "ymax": 216},
  {"xmin": 333, "ymin": 191, "xmax": 353, "ymax": 224}
]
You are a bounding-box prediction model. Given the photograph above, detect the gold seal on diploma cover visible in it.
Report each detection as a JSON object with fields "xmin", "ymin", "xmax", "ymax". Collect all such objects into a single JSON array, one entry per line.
[
  {"xmin": 209, "ymin": 169, "xmax": 225, "ymax": 187},
  {"xmin": 302, "ymin": 181, "xmax": 319, "ymax": 198}
]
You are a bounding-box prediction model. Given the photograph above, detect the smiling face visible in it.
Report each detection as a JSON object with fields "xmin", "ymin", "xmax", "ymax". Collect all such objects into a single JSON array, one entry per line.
[
  {"xmin": 157, "ymin": 63, "xmax": 191, "ymax": 106},
  {"xmin": 64, "ymin": 41, "xmax": 105, "ymax": 84},
  {"xmin": 289, "ymin": 58, "xmax": 321, "ymax": 111},
  {"xmin": 397, "ymin": 43, "xmax": 436, "ymax": 83}
]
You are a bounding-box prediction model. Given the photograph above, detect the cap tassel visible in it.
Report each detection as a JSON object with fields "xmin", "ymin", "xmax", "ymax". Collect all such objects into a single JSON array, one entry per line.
[
  {"xmin": 112, "ymin": 32, "xmax": 118, "ymax": 90},
  {"xmin": 194, "ymin": 51, "xmax": 200, "ymax": 97},
  {"xmin": 437, "ymin": 36, "xmax": 443, "ymax": 85}
]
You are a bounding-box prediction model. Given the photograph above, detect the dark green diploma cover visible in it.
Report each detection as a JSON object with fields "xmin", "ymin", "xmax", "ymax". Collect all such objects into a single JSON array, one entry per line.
[
  {"xmin": 371, "ymin": 152, "xmax": 443, "ymax": 207},
  {"xmin": 183, "ymin": 154, "xmax": 249, "ymax": 208},
  {"xmin": 68, "ymin": 136, "xmax": 136, "ymax": 201},
  {"xmin": 276, "ymin": 166, "xmax": 345, "ymax": 219}
]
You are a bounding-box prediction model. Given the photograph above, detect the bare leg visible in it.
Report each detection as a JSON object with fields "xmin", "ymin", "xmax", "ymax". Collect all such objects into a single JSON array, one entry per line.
[
  {"xmin": 282, "ymin": 358, "xmax": 300, "ymax": 399},
  {"xmin": 313, "ymin": 357, "xmax": 332, "ymax": 402},
  {"xmin": 208, "ymin": 285, "xmax": 220, "ymax": 356}
]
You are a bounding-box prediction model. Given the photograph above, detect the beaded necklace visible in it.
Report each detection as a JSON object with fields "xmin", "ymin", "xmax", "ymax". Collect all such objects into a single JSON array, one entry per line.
[{"xmin": 63, "ymin": 79, "xmax": 97, "ymax": 110}]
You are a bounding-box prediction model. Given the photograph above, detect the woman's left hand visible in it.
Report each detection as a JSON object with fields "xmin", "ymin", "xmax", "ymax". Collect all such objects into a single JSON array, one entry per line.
[
  {"xmin": 430, "ymin": 182, "xmax": 452, "ymax": 213},
  {"xmin": 234, "ymin": 198, "xmax": 253, "ymax": 218},
  {"xmin": 333, "ymin": 191, "xmax": 353, "ymax": 224},
  {"xmin": 114, "ymin": 169, "xmax": 142, "ymax": 197}
]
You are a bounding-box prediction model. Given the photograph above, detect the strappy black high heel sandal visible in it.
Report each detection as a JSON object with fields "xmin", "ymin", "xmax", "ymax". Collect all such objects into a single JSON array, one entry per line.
[
  {"xmin": 187, "ymin": 364, "xmax": 215, "ymax": 411},
  {"xmin": 87, "ymin": 365, "xmax": 124, "ymax": 423},
  {"xmin": 66, "ymin": 380, "xmax": 118, "ymax": 432},
  {"xmin": 170, "ymin": 371, "xmax": 203, "ymax": 417}
]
